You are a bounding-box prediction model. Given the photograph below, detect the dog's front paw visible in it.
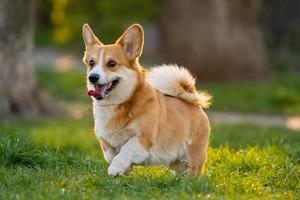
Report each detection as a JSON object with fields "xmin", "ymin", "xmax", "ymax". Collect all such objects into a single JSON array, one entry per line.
[{"xmin": 108, "ymin": 160, "xmax": 128, "ymax": 176}]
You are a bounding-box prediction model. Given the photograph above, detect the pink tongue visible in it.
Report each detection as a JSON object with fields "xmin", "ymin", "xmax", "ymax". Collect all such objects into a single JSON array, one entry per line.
[
  {"xmin": 88, "ymin": 85, "xmax": 107, "ymax": 99},
  {"xmin": 88, "ymin": 90, "xmax": 101, "ymax": 98}
]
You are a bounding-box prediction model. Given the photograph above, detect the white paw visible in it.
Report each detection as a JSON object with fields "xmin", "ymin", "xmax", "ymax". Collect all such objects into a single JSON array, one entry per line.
[{"xmin": 108, "ymin": 161, "xmax": 128, "ymax": 176}]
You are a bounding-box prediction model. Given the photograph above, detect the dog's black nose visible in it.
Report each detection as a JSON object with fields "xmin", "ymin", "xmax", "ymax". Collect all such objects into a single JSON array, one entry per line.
[{"xmin": 89, "ymin": 73, "xmax": 100, "ymax": 84}]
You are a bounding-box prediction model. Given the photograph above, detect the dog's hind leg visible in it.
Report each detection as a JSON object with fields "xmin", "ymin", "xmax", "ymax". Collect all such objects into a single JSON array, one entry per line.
[
  {"xmin": 186, "ymin": 123, "xmax": 210, "ymax": 176},
  {"xmin": 186, "ymin": 112, "xmax": 210, "ymax": 176},
  {"xmin": 186, "ymin": 139, "xmax": 208, "ymax": 176}
]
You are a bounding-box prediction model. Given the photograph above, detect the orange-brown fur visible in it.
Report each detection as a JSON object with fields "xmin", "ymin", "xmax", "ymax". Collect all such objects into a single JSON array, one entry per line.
[{"xmin": 82, "ymin": 23, "xmax": 211, "ymax": 176}]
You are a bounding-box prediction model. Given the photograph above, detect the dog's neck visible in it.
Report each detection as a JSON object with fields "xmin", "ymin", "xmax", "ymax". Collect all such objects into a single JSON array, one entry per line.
[{"xmin": 93, "ymin": 67, "xmax": 154, "ymax": 133}]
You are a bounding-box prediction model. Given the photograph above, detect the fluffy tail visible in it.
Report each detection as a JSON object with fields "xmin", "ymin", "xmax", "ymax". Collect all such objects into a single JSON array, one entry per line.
[{"xmin": 148, "ymin": 64, "xmax": 212, "ymax": 108}]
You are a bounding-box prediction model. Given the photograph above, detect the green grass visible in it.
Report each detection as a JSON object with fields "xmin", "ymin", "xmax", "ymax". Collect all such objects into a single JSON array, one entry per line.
[
  {"xmin": 36, "ymin": 68, "xmax": 300, "ymax": 115},
  {"xmin": 202, "ymin": 73, "xmax": 300, "ymax": 115},
  {"xmin": 0, "ymin": 118, "xmax": 299, "ymax": 199},
  {"xmin": 36, "ymin": 68, "xmax": 87, "ymax": 101}
]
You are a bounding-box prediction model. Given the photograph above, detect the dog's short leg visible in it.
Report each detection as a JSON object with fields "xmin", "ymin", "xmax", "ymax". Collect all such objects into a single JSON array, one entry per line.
[
  {"xmin": 100, "ymin": 139, "xmax": 116, "ymax": 164},
  {"xmin": 186, "ymin": 138, "xmax": 208, "ymax": 176},
  {"xmin": 108, "ymin": 137, "xmax": 149, "ymax": 176}
]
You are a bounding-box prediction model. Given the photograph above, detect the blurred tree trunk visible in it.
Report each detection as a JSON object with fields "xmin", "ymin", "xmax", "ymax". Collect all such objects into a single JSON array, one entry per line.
[
  {"xmin": 161, "ymin": 0, "xmax": 268, "ymax": 81},
  {"xmin": 265, "ymin": 0, "xmax": 300, "ymax": 53},
  {"xmin": 263, "ymin": 0, "xmax": 300, "ymax": 71},
  {"xmin": 0, "ymin": 0, "xmax": 53, "ymax": 119}
]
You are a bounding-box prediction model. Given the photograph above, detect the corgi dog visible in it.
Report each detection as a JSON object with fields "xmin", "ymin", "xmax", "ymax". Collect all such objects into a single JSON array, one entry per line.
[{"xmin": 82, "ymin": 23, "xmax": 211, "ymax": 176}]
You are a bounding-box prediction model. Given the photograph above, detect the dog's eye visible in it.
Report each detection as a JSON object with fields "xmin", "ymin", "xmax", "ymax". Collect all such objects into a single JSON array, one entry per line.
[
  {"xmin": 89, "ymin": 59, "xmax": 95, "ymax": 67},
  {"xmin": 107, "ymin": 60, "xmax": 117, "ymax": 67}
]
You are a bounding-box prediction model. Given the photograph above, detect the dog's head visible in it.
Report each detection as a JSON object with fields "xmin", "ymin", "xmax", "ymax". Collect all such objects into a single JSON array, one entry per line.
[{"xmin": 82, "ymin": 23, "xmax": 144, "ymax": 104}]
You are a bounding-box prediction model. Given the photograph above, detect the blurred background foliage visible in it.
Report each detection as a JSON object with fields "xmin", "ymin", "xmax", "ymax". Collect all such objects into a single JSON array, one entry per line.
[
  {"xmin": 35, "ymin": 0, "xmax": 160, "ymax": 48},
  {"xmin": 261, "ymin": 0, "xmax": 300, "ymax": 71},
  {"xmin": 35, "ymin": 0, "xmax": 300, "ymax": 71},
  {"xmin": 30, "ymin": 0, "xmax": 300, "ymax": 115},
  {"xmin": 2, "ymin": 0, "xmax": 299, "ymax": 119}
]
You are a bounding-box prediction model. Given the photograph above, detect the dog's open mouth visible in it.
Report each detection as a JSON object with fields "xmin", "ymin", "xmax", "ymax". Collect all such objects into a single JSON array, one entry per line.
[{"xmin": 88, "ymin": 79, "xmax": 119, "ymax": 100}]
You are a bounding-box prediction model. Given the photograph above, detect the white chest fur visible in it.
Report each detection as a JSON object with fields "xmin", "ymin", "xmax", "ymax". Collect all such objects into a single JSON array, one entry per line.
[{"xmin": 93, "ymin": 102, "xmax": 133, "ymax": 148}]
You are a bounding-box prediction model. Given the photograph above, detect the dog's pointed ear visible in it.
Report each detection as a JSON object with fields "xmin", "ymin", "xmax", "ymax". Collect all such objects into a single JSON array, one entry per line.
[
  {"xmin": 116, "ymin": 24, "xmax": 144, "ymax": 60},
  {"xmin": 82, "ymin": 23, "xmax": 102, "ymax": 48}
]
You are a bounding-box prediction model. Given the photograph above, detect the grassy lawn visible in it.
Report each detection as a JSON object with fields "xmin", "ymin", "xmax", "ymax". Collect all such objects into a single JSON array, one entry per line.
[
  {"xmin": 0, "ymin": 118, "xmax": 299, "ymax": 199},
  {"xmin": 0, "ymin": 68, "xmax": 299, "ymax": 199}
]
